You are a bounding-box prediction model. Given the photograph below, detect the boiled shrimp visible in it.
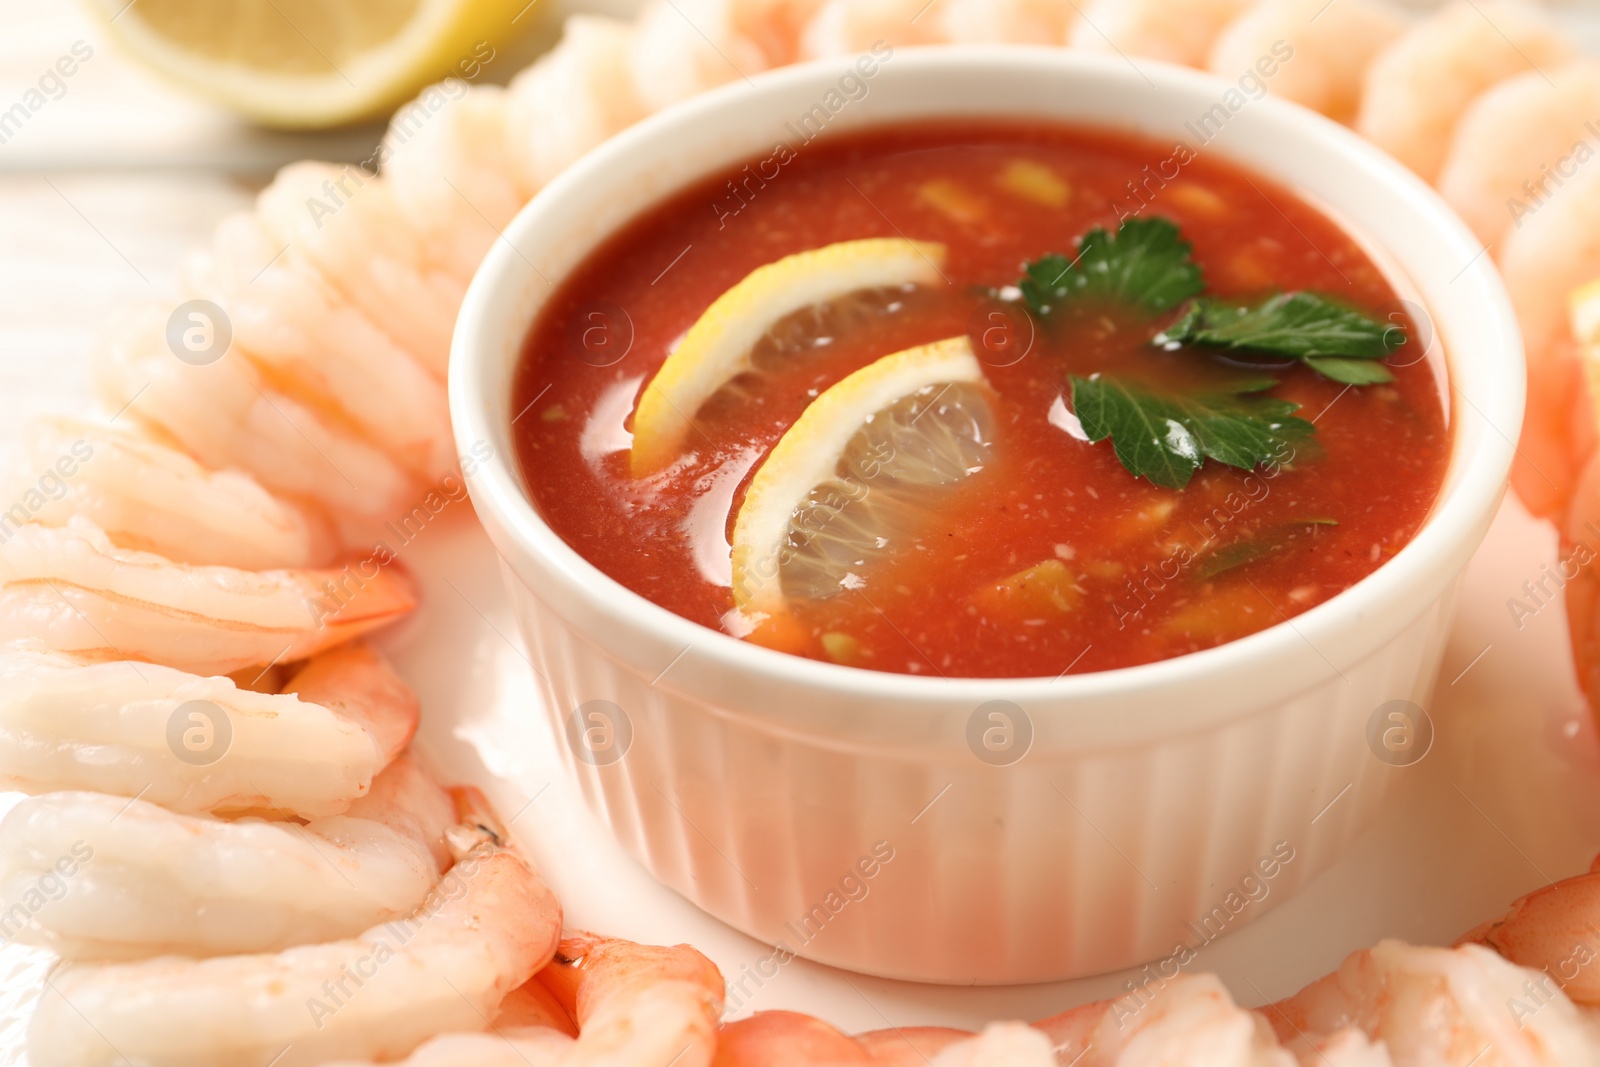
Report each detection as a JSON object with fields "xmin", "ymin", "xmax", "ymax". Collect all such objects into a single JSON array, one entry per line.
[
  {"xmin": 1207, "ymin": 0, "xmax": 1407, "ymax": 124},
  {"xmin": 0, "ymin": 754, "xmax": 451, "ymax": 960},
  {"xmin": 505, "ymin": 16, "xmax": 649, "ymax": 195},
  {"xmin": 936, "ymin": 0, "xmax": 1077, "ymax": 46},
  {"xmin": 1035, "ymin": 972, "xmax": 1298, "ymax": 1066},
  {"xmin": 26, "ymin": 841, "xmax": 561, "ymax": 1067},
  {"xmin": 713, "ymin": 1013, "xmax": 972, "ymax": 1065},
  {"xmin": 95, "ymin": 302, "xmax": 418, "ymax": 543},
  {"xmin": 1355, "ymin": 0, "xmax": 1575, "ymax": 183},
  {"xmin": 855, "ymin": 1026, "xmax": 974, "ymax": 1064},
  {"xmin": 715, "ymin": 1012, "xmax": 874, "ymax": 1064},
  {"xmin": 797, "ymin": 0, "xmax": 949, "ymax": 59},
  {"xmin": 254, "ymin": 162, "xmax": 465, "ymax": 382},
  {"xmin": 1436, "ymin": 61, "xmax": 1600, "ymax": 248},
  {"xmin": 1564, "ymin": 455, "xmax": 1600, "ymax": 711},
  {"xmin": 0, "ymin": 517, "xmax": 414, "ymax": 675},
  {"xmin": 3, "ymin": 415, "xmax": 336, "ymax": 569},
  {"xmin": 0, "ymin": 639, "xmax": 414, "ymax": 817},
  {"xmin": 1463, "ymin": 855, "xmax": 1600, "ymax": 1008},
  {"xmin": 728, "ymin": 0, "xmax": 829, "ymax": 65},
  {"xmin": 185, "ymin": 211, "xmax": 456, "ymax": 484},
  {"xmin": 321, "ymin": 1029, "xmax": 576, "ymax": 1067},
  {"xmin": 1067, "ymin": 0, "xmax": 1252, "ymax": 68},
  {"xmin": 1493, "ymin": 164, "xmax": 1600, "ymax": 518},
  {"xmin": 630, "ymin": 0, "xmax": 769, "ymax": 113},
  {"xmin": 382, "ymin": 83, "xmax": 527, "ymax": 285},
  {"xmin": 925, "ymin": 1023, "xmax": 1053, "ymax": 1066},
  {"xmin": 1265, "ymin": 940, "xmax": 1599, "ymax": 1066},
  {"xmin": 538, "ymin": 932, "xmax": 725, "ymax": 1067}
]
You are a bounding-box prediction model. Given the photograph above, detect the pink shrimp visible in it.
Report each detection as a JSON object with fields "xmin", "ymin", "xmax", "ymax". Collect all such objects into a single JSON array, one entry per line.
[
  {"xmin": 1207, "ymin": 0, "xmax": 1407, "ymax": 124},
  {"xmin": 1463, "ymin": 856, "xmax": 1600, "ymax": 1007},
  {"xmin": 1436, "ymin": 61, "xmax": 1600, "ymax": 249},
  {"xmin": 1355, "ymin": 0, "xmax": 1576, "ymax": 184},
  {"xmin": 712, "ymin": 1013, "xmax": 972, "ymax": 1065}
]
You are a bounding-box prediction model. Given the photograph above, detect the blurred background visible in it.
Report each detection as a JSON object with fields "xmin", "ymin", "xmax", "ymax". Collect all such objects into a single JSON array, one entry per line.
[{"xmin": 2, "ymin": 0, "xmax": 1597, "ymax": 422}]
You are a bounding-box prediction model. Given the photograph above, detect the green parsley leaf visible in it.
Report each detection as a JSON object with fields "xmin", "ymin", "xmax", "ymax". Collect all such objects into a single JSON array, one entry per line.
[
  {"xmin": 1070, "ymin": 374, "xmax": 1315, "ymax": 490},
  {"xmin": 1155, "ymin": 292, "xmax": 1400, "ymax": 384},
  {"xmin": 1019, "ymin": 217, "xmax": 1204, "ymax": 319}
]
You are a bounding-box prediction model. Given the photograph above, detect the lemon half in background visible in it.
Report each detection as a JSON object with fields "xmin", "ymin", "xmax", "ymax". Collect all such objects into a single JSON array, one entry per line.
[{"xmin": 81, "ymin": 0, "xmax": 538, "ymax": 127}]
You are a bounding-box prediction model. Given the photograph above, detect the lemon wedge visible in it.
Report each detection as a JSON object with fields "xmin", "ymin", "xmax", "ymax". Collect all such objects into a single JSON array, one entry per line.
[
  {"xmin": 630, "ymin": 238, "xmax": 947, "ymax": 475},
  {"xmin": 730, "ymin": 336, "xmax": 991, "ymax": 618},
  {"xmin": 81, "ymin": 0, "xmax": 536, "ymax": 128}
]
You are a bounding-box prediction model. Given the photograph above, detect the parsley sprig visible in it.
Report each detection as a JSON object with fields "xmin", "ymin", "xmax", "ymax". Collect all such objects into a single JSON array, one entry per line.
[
  {"xmin": 1155, "ymin": 292, "xmax": 1401, "ymax": 385},
  {"xmin": 1070, "ymin": 374, "xmax": 1314, "ymax": 490},
  {"xmin": 1009, "ymin": 216, "xmax": 1402, "ymax": 486},
  {"xmin": 1019, "ymin": 218, "xmax": 1202, "ymax": 318}
]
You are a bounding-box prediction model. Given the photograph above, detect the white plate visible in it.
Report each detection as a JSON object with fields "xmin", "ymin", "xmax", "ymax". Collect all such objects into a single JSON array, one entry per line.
[{"xmin": 1, "ymin": 0, "xmax": 1598, "ymax": 1056}]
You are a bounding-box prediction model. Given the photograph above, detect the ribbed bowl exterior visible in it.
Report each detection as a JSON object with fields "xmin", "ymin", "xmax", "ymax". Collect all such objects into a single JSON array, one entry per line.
[
  {"xmin": 453, "ymin": 51, "xmax": 1521, "ymax": 986},
  {"xmin": 506, "ymin": 566, "xmax": 1454, "ymax": 983}
]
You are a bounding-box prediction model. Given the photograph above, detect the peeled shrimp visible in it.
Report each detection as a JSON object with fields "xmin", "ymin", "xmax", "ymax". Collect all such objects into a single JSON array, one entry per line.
[
  {"xmin": 26, "ymin": 841, "xmax": 561, "ymax": 1067},
  {"xmin": 382, "ymin": 83, "xmax": 527, "ymax": 285},
  {"xmin": 1437, "ymin": 62, "xmax": 1600, "ymax": 247},
  {"xmin": 505, "ymin": 16, "xmax": 649, "ymax": 195},
  {"xmin": 1036, "ymin": 973, "xmax": 1296, "ymax": 1067},
  {"xmin": 538, "ymin": 932, "xmax": 726, "ymax": 1067},
  {"xmin": 630, "ymin": 0, "xmax": 769, "ymax": 113},
  {"xmin": 728, "ymin": 0, "xmax": 829, "ymax": 65},
  {"xmin": 798, "ymin": 0, "xmax": 949, "ymax": 59},
  {"xmin": 715, "ymin": 1012, "xmax": 875, "ymax": 1064},
  {"xmin": 1355, "ymin": 0, "xmax": 1575, "ymax": 183},
  {"xmin": 254, "ymin": 162, "xmax": 465, "ymax": 382},
  {"xmin": 855, "ymin": 1026, "xmax": 974, "ymax": 1065},
  {"xmin": 936, "ymin": 0, "xmax": 1076, "ymax": 46},
  {"xmin": 1207, "ymin": 0, "xmax": 1407, "ymax": 123},
  {"xmin": 322, "ymin": 1029, "xmax": 576, "ymax": 1067},
  {"xmin": 714, "ymin": 1013, "xmax": 971, "ymax": 1064},
  {"xmin": 1463, "ymin": 856, "xmax": 1600, "ymax": 1008},
  {"xmin": 0, "ymin": 639, "xmax": 414, "ymax": 817},
  {"xmin": 0, "ymin": 754, "xmax": 451, "ymax": 960},
  {"xmin": 926, "ymin": 1023, "xmax": 1054, "ymax": 1066},
  {"xmin": 1068, "ymin": 0, "xmax": 1252, "ymax": 68},
  {"xmin": 1266, "ymin": 940, "xmax": 1600, "ymax": 1066},
  {"xmin": 0, "ymin": 517, "xmax": 414, "ymax": 675},
  {"xmin": 95, "ymin": 302, "xmax": 418, "ymax": 542},
  {"xmin": 1566, "ymin": 458, "xmax": 1600, "ymax": 709},
  {"xmin": 185, "ymin": 211, "xmax": 455, "ymax": 484},
  {"xmin": 1494, "ymin": 164, "xmax": 1600, "ymax": 517},
  {"xmin": 2, "ymin": 415, "xmax": 336, "ymax": 569}
]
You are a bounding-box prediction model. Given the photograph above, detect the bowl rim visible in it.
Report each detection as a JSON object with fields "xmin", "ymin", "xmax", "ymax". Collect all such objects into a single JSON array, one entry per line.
[{"xmin": 450, "ymin": 46, "xmax": 1523, "ymax": 712}]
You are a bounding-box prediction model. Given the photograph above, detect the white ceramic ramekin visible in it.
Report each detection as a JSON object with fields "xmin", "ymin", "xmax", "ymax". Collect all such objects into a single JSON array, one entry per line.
[{"xmin": 451, "ymin": 49, "xmax": 1522, "ymax": 984}]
